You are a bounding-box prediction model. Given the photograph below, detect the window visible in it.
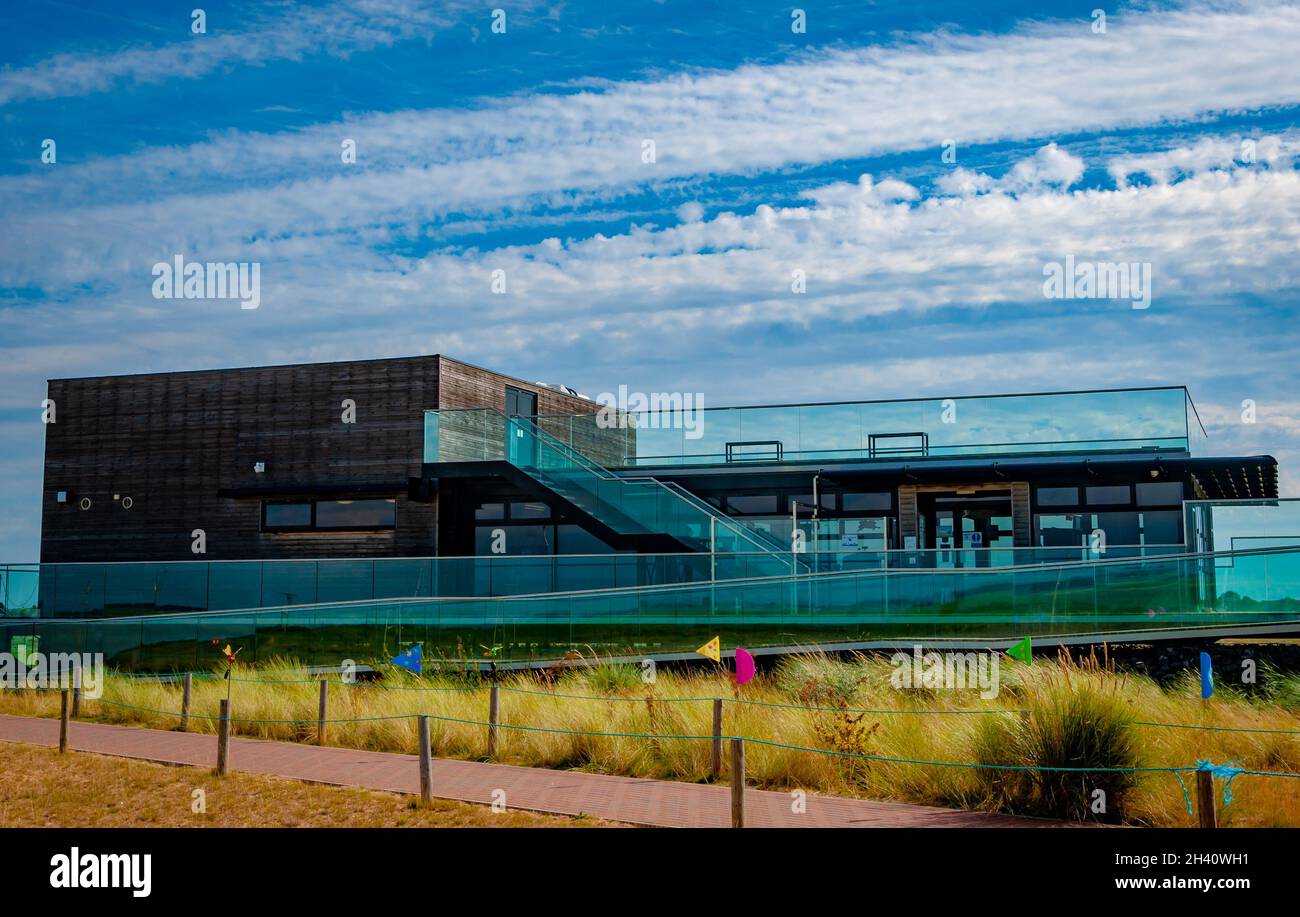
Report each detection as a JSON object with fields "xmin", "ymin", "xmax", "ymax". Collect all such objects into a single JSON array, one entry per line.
[
  {"xmin": 791, "ymin": 493, "xmax": 837, "ymax": 512},
  {"xmin": 475, "ymin": 502, "xmax": 505, "ymax": 520},
  {"xmin": 264, "ymin": 502, "xmax": 312, "ymax": 530},
  {"xmin": 1136, "ymin": 481, "xmax": 1183, "ymax": 506},
  {"xmin": 1094, "ymin": 511, "xmax": 1140, "ymax": 545},
  {"xmin": 510, "ymin": 501, "xmax": 550, "ymax": 519},
  {"xmin": 315, "ymin": 498, "xmax": 396, "ymax": 530},
  {"xmin": 1035, "ymin": 510, "xmax": 1182, "ymax": 546},
  {"xmin": 1085, "ymin": 485, "xmax": 1131, "ymax": 505},
  {"xmin": 1035, "ymin": 486, "xmax": 1078, "ymax": 507},
  {"xmin": 1141, "ymin": 511, "xmax": 1182, "ymax": 544},
  {"xmin": 475, "ymin": 524, "xmax": 553, "ymax": 555},
  {"xmin": 557, "ymin": 525, "xmax": 617, "ymax": 554},
  {"xmin": 842, "ymin": 492, "xmax": 893, "ymax": 512},
  {"xmin": 1035, "ymin": 514, "xmax": 1086, "ymax": 547},
  {"xmin": 726, "ymin": 494, "xmax": 779, "ymax": 515}
]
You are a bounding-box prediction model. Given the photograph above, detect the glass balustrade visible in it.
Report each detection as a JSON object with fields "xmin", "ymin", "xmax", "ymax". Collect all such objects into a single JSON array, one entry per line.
[
  {"xmin": 3, "ymin": 544, "xmax": 1296, "ymax": 672},
  {"xmin": 527, "ymin": 386, "xmax": 1196, "ymax": 469}
]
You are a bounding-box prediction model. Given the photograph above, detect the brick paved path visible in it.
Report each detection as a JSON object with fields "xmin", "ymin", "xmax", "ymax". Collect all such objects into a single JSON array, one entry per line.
[{"xmin": 0, "ymin": 714, "xmax": 1073, "ymax": 828}]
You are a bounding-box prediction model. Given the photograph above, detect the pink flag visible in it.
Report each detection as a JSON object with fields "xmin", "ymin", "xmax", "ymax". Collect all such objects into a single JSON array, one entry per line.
[{"xmin": 735, "ymin": 647, "xmax": 756, "ymax": 685}]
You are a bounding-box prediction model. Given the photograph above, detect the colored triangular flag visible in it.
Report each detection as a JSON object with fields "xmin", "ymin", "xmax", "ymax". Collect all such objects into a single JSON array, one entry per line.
[
  {"xmin": 1006, "ymin": 636, "xmax": 1032, "ymax": 664},
  {"xmin": 735, "ymin": 647, "xmax": 756, "ymax": 686},
  {"xmin": 1200, "ymin": 651, "xmax": 1214, "ymax": 699},
  {"xmin": 391, "ymin": 643, "xmax": 423, "ymax": 674},
  {"xmin": 695, "ymin": 636, "xmax": 720, "ymax": 663}
]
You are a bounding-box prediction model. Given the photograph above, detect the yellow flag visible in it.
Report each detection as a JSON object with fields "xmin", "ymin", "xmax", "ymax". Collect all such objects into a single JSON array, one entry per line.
[{"xmin": 695, "ymin": 636, "xmax": 721, "ymax": 663}]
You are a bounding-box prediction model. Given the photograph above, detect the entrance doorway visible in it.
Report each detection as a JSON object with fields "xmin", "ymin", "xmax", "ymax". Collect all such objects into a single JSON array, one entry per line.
[
  {"xmin": 505, "ymin": 386, "xmax": 539, "ymax": 467},
  {"xmin": 917, "ymin": 490, "xmax": 1014, "ymax": 567}
]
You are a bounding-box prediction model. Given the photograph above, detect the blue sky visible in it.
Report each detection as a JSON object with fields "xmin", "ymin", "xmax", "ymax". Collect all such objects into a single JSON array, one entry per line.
[{"xmin": 1, "ymin": 0, "xmax": 1298, "ymax": 559}]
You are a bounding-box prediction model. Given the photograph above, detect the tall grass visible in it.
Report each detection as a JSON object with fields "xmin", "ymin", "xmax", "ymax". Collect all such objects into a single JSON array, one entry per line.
[{"xmin": 4, "ymin": 651, "xmax": 1299, "ymax": 825}]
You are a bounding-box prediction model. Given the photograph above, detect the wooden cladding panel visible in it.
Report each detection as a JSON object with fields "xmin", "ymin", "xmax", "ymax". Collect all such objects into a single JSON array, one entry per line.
[
  {"xmin": 42, "ymin": 355, "xmax": 442, "ymax": 562},
  {"xmin": 897, "ymin": 485, "xmax": 918, "ymax": 546},
  {"xmin": 1011, "ymin": 481, "xmax": 1032, "ymax": 547}
]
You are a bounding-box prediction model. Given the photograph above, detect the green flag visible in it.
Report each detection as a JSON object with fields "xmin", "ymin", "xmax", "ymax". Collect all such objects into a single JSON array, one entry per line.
[{"xmin": 1006, "ymin": 636, "xmax": 1032, "ymax": 664}]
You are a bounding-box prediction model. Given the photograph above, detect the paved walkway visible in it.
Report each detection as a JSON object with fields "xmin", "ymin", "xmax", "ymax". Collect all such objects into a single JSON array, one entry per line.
[{"xmin": 0, "ymin": 714, "xmax": 1072, "ymax": 828}]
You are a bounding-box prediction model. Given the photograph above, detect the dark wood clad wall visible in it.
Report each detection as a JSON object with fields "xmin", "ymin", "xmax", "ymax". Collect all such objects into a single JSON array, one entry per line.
[
  {"xmin": 897, "ymin": 485, "xmax": 918, "ymax": 546},
  {"xmin": 1011, "ymin": 481, "xmax": 1032, "ymax": 547},
  {"xmin": 435, "ymin": 356, "xmax": 596, "ymax": 415},
  {"xmin": 41, "ymin": 355, "xmax": 444, "ymax": 562}
]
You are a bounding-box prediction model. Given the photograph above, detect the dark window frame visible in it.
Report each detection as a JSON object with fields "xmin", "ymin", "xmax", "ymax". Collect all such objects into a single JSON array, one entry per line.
[
  {"xmin": 262, "ymin": 497, "xmax": 397, "ymax": 533},
  {"xmin": 262, "ymin": 501, "xmax": 314, "ymax": 532},
  {"xmin": 313, "ymin": 498, "xmax": 397, "ymax": 531}
]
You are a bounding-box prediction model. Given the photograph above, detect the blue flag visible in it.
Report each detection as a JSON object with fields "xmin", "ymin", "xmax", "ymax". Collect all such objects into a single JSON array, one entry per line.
[
  {"xmin": 391, "ymin": 644, "xmax": 423, "ymax": 674},
  {"xmin": 1200, "ymin": 651, "xmax": 1214, "ymax": 699}
]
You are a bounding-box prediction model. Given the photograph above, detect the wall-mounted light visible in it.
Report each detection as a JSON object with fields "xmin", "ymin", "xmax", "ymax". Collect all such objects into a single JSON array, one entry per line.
[{"xmin": 253, "ymin": 462, "xmax": 266, "ymax": 474}]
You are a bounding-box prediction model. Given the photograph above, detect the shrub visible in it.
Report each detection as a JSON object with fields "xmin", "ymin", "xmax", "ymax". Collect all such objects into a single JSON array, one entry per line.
[{"xmin": 973, "ymin": 664, "xmax": 1139, "ymax": 823}]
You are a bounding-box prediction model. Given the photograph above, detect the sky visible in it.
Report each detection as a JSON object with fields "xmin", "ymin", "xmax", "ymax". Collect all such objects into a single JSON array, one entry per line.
[{"xmin": 0, "ymin": 0, "xmax": 1298, "ymax": 560}]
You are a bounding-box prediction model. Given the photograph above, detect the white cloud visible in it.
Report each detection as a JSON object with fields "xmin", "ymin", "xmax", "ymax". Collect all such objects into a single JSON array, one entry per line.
[
  {"xmin": 6, "ymin": 0, "xmax": 1300, "ymax": 294},
  {"xmin": 1109, "ymin": 132, "xmax": 1300, "ymax": 186},
  {"xmin": 0, "ymin": 0, "xmax": 497, "ymax": 105},
  {"xmin": 939, "ymin": 143, "xmax": 1086, "ymax": 195}
]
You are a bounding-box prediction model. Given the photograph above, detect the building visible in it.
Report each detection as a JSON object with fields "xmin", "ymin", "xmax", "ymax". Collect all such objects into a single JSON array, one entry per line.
[
  {"xmin": 42, "ymin": 355, "xmax": 1278, "ymax": 568},
  {"xmin": 19, "ymin": 354, "xmax": 1296, "ymax": 667},
  {"xmin": 40, "ymin": 355, "xmax": 596, "ymax": 563}
]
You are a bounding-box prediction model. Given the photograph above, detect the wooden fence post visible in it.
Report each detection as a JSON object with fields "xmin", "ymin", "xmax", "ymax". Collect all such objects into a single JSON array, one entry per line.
[
  {"xmin": 318, "ymin": 679, "xmax": 328, "ymax": 746},
  {"xmin": 180, "ymin": 673, "xmax": 192, "ymax": 732},
  {"xmin": 59, "ymin": 689, "xmax": 70, "ymax": 754},
  {"xmin": 730, "ymin": 738, "xmax": 745, "ymax": 828},
  {"xmin": 418, "ymin": 715, "xmax": 433, "ymax": 806},
  {"xmin": 1196, "ymin": 769, "xmax": 1217, "ymax": 828},
  {"xmin": 711, "ymin": 699, "xmax": 723, "ymax": 778},
  {"xmin": 487, "ymin": 685, "xmax": 500, "ymax": 758},
  {"xmin": 215, "ymin": 699, "xmax": 231, "ymax": 776}
]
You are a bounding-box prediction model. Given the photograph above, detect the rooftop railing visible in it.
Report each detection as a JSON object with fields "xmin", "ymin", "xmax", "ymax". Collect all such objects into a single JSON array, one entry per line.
[{"xmin": 531, "ymin": 386, "xmax": 1200, "ymax": 469}]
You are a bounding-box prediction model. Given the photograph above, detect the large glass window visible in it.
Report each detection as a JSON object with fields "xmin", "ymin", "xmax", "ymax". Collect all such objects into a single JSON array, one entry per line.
[
  {"xmin": 264, "ymin": 502, "xmax": 312, "ymax": 530},
  {"xmin": 1035, "ymin": 486, "xmax": 1079, "ymax": 507},
  {"xmin": 474, "ymin": 524, "xmax": 554, "ymax": 555},
  {"xmin": 727, "ymin": 494, "xmax": 779, "ymax": 515},
  {"xmin": 791, "ymin": 493, "xmax": 837, "ymax": 512},
  {"xmin": 1094, "ymin": 511, "xmax": 1140, "ymax": 545},
  {"xmin": 1035, "ymin": 510, "xmax": 1183, "ymax": 546},
  {"xmin": 510, "ymin": 501, "xmax": 550, "ymax": 519},
  {"xmin": 1140, "ymin": 511, "xmax": 1182, "ymax": 544},
  {"xmin": 1136, "ymin": 481, "xmax": 1184, "ymax": 506},
  {"xmin": 315, "ymin": 498, "xmax": 396, "ymax": 530},
  {"xmin": 841, "ymin": 492, "xmax": 892, "ymax": 512},
  {"xmin": 1085, "ymin": 485, "xmax": 1131, "ymax": 505}
]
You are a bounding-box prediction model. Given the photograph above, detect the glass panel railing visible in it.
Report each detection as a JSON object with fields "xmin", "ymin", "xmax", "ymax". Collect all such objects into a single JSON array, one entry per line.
[
  {"xmin": 422, "ymin": 408, "xmax": 506, "ymax": 463},
  {"xmin": 9, "ymin": 545, "xmax": 1298, "ymax": 671},
  {"xmin": 1185, "ymin": 498, "xmax": 1300, "ymax": 554},
  {"xmin": 425, "ymin": 407, "xmax": 799, "ymax": 562},
  {"xmin": 0, "ymin": 564, "xmax": 39, "ymax": 617},
  {"xmin": 9, "ymin": 546, "xmax": 1194, "ymax": 620},
  {"xmin": 534, "ymin": 386, "xmax": 1193, "ymax": 469},
  {"xmin": 504, "ymin": 413, "xmax": 761, "ymax": 554}
]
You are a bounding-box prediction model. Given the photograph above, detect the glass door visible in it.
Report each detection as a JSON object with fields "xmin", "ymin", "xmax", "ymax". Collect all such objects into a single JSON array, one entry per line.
[
  {"xmin": 921, "ymin": 492, "xmax": 1014, "ymax": 567},
  {"xmin": 505, "ymin": 386, "xmax": 539, "ymax": 466}
]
